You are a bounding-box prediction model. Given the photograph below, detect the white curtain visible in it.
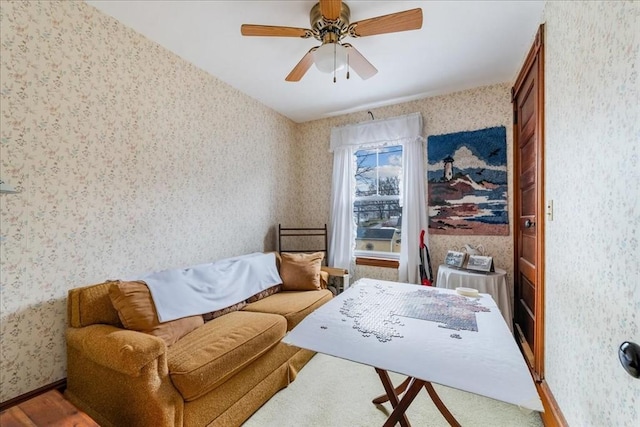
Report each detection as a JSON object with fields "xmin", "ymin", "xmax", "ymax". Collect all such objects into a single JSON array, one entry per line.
[
  {"xmin": 328, "ymin": 112, "xmax": 428, "ymax": 284},
  {"xmin": 328, "ymin": 145, "xmax": 356, "ymax": 273},
  {"xmin": 398, "ymin": 136, "xmax": 428, "ymax": 283}
]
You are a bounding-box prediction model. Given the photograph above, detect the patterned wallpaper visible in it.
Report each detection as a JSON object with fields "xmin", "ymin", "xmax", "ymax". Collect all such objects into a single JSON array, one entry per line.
[
  {"xmin": 4, "ymin": 5, "xmax": 635, "ymax": 424},
  {"xmin": 0, "ymin": 0, "xmax": 298, "ymax": 401},
  {"xmin": 543, "ymin": 1, "xmax": 639, "ymax": 425},
  {"xmin": 296, "ymin": 84, "xmax": 515, "ymax": 288}
]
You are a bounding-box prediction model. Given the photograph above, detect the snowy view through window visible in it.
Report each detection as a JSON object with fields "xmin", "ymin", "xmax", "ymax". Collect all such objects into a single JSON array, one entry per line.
[{"xmin": 354, "ymin": 145, "xmax": 403, "ymax": 256}]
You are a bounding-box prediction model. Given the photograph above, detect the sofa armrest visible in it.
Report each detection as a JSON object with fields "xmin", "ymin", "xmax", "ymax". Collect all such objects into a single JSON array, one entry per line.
[{"xmin": 66, "ymin": 324, "xmax": 167, "ymax": 377}]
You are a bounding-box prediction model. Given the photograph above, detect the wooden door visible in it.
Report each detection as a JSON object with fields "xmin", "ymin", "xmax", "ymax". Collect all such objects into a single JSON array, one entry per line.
[{"xmin": 512, "ymin": 25, "xmax": 545, "ymax": 381}]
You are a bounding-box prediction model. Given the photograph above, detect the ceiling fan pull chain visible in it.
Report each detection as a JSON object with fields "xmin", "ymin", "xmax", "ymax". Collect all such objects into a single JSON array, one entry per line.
[
  {"xmin": 346, "ymin": 52, "xmax": 350, "ymax": 79},
  {"xmin": 333, "ymin": 43, "xmax": 337, "ymax": 83}
]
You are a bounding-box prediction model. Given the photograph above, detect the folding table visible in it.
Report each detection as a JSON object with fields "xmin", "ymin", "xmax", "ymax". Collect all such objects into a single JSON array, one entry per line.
[{"xmin": 282, "ymin": 278, "xmax": 543, "ymax": 426}]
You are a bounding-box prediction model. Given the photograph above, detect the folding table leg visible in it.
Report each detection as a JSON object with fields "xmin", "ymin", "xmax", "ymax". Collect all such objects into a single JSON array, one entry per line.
[
  {"xmin": 372, "ymin": 370, "xmax": 462, "ymax": 427},
  {"xmin": 381, "ymin": 378, "xmax": 425, "ymax": 427},
  {"xmin": 374, "ymin": 369, "xmax": 411, "ymax": 427},
  {"xmin": 423, "ymin": 382, "xmax": 461, "ymax": 427},
  {"xmin": 372, "ymin": 377, "xmax": 412, "ymax": 404}
]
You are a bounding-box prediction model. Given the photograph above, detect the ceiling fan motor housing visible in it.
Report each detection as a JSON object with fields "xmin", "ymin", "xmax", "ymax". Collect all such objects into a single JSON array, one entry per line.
[{"xmin": 310, "ymin": 2, "xmax": 350, "ymax": 44}]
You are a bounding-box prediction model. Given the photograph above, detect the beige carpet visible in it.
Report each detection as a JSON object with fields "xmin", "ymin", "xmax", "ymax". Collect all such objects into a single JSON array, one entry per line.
[{"xmin": 244, "ymin": 353, "xmax": 543, "ymax": 427}]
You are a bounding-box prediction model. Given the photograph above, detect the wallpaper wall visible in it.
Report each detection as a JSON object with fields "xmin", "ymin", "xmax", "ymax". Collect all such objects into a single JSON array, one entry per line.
[
  {"xmin": 0, "ymin": 0, "xmax": 298, "ymax": 402},
  {"xmin": 296, "ymin": 84, "xmax": 514, "ymax": 288},
  {"xmin": 5, "ymin": 4, "xmax": 635, "ymax": 424},
  {"xmin": 542, "ymin": 1, "xmax": 639, "ymax": 425}
]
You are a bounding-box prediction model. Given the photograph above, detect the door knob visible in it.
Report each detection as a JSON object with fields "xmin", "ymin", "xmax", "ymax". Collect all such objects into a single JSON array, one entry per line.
[
  {"xmin": 619, "ymin": 341, "xmax": 640, "ymax": 378},
  {"xmin": 524, "ymin": 219, "xmax": 535, "ymax": 228}
]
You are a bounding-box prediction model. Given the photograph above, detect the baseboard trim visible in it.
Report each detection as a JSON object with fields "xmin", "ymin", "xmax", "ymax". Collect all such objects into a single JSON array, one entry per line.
[
  {"xmin": 537, "ymin": 379, "xmax": 568, "ymax": 427},
  {"xmin": 0, "ymin": 379, "xmax": 67, "ymax": 412}
]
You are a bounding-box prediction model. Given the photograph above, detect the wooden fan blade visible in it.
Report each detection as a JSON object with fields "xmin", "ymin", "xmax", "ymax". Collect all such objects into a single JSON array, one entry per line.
[
  {"xmin": 349, "ymin": 8, "xmax": 423, "ymax": 37},
  {"xmin": 320, "ymin": 0, "xmax": 342, "ymax": 21},
  {"xmin": 286, "ymin": 48, "xmax": 317, "ymax": 82},
  {"xmin": 344, "ymin": 44, "xmax": 377, "ymax": 80},
  {"xmin": 241, "ymin": 24, "xmax": 311, "ymax": 38}
]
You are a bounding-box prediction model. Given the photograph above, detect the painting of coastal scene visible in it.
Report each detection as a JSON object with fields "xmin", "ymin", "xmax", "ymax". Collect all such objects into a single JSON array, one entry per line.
[{"xmin": 427, "ymin": 126, "xmax": 509, "ymax": 235}]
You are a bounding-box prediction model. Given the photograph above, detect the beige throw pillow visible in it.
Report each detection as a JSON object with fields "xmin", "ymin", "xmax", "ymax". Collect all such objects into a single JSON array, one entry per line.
[
  {"xmin": 108, "ymin": 281, "xmax": 203, "ymax": 346},
  {"xmin": 279, "ymin": 252, "xmax": 324, "ymax": 291}
]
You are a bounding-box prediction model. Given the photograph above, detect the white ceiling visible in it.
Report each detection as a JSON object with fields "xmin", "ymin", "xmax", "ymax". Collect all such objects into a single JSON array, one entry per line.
[{"xmin": 86, "ymin": 1, "xmax": 544, "ymax": 123}]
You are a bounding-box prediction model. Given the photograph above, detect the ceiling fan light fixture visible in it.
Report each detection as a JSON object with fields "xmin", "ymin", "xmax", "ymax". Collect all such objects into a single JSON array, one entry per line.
[{"xmin": 314, "ymin": 43, "xmax": 347, "ymax": 73}]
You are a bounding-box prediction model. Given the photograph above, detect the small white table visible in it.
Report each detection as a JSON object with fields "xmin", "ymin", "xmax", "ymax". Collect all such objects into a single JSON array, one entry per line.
[{"xmin": 436, "ymin": 265, "xmax": 512, "ymax": 332}]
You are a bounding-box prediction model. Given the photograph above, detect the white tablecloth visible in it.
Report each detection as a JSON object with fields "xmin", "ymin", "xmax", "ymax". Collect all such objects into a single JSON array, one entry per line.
[
  {"xmin": 282, "ymin": 279, "xmax": 542, "ymax": 412},
  {"xmin": 436, "ymin": 265, "xmax": 512, "ymax": 332}
]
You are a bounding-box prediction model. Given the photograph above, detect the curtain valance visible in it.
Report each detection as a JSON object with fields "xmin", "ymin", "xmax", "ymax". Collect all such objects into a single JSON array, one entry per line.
[{"xmin": 329, "ymin": 112, "xmax": 423, "ymax": 152}]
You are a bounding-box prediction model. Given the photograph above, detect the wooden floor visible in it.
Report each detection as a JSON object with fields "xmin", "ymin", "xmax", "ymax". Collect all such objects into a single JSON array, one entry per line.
[{"xmin": 0, "ymin": 390, "xmax": 99, "ymax": 427}]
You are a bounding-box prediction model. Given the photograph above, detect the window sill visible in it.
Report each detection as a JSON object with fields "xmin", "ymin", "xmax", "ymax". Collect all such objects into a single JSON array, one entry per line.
[{"xmin": 356, "ymin": 257, "xmax": 399, "ymax": 269}]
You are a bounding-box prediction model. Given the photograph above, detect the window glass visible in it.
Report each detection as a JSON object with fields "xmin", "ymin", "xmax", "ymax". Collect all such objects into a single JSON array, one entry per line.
[{"xmin": 354, "ymin": 145, "xmax": 403, "ymax": 257}]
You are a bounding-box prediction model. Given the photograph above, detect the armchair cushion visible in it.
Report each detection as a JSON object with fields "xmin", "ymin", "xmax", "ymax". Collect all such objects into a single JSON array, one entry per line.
[{"xmin": 109, "ymin": 281, "xmax": 203, "ymax": 346}]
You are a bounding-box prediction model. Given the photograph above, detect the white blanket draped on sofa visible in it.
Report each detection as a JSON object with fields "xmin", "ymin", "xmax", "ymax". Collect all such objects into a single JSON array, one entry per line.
[{"xmin": 131, "ymin": 252, "xmax": 282, "ymax": 322}]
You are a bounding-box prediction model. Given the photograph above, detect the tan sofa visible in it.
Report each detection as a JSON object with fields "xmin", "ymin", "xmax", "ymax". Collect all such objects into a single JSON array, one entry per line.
[{"xmin": 65, "ymin": 255, "xmax": 338, "ymax": 427}]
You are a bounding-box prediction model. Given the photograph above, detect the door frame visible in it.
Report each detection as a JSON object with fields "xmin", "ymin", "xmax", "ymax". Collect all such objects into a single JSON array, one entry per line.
[{"xmin": 512, "ymin": 24, "xmax": 546, "ymax": 380}]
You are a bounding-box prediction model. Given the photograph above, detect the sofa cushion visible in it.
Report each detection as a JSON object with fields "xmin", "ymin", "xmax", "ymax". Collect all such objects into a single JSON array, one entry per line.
[
  {"xmin": 242, "ymin": 290, "xmax": 333, "ymax": 331},
  {"xmin": 202, "ymin": 300, "xmax": 247, "ymax": 322},
  {"xmin": 246, "ymin": 284, "xmax": 282, "ymax": 303},
  {"xmin": 108, "ymin": 281, "xmax": 204, "ymax": 347},
  {"xmin": 167, "ymin": 311, "xmax": 286, "ymax": 401},
  {"xmin": 279, "ymin": 252, "xmax": 324, "ymax": 291}
]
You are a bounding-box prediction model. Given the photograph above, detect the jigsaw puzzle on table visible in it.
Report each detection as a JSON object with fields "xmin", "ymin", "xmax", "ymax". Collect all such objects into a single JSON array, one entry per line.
[{"xmin": 340, "ymin": 283, "xmax": 490, "ymax": 342}]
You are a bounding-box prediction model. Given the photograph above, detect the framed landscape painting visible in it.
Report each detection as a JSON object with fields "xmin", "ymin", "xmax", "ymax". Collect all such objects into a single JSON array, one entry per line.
[{"xmin": 427, "ymin": 126, "xmax": 509, "ymax": 235}]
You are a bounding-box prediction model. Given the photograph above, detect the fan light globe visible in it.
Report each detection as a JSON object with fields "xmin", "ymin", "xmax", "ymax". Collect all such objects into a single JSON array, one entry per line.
[{"xmin": 314, "ymin": 43, "xmax": 347, "ymax": 73}]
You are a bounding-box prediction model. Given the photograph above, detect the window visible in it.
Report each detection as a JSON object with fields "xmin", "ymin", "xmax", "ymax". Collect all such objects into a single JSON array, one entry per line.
[
  {"xmin": 354, "ymin": 145, "xmax": 403, "ymax": 259},
  {"xmin": 329, "ymin": 112, "xmax": 425, "ymax": 281}
]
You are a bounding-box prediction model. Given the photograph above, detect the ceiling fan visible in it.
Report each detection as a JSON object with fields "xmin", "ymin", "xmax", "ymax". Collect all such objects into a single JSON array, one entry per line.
[{"xmin": 240, "ymin": 0, "xmax": 423, "ymax": 82}]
